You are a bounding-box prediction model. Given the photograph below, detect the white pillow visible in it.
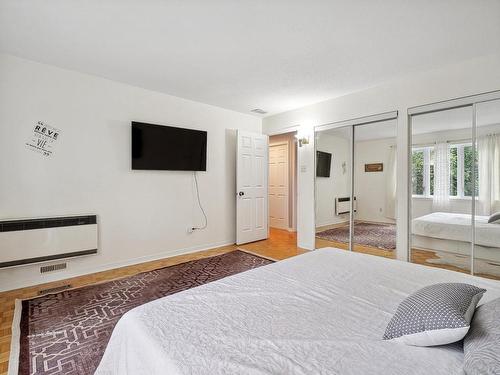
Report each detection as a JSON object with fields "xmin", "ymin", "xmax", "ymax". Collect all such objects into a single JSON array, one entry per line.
[{"xmin": 383, "ymin": 283, "xmax": 485, "ymax": 347}]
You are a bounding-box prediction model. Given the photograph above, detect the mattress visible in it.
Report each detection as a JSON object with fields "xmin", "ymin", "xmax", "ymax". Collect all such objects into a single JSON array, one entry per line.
[
  {"xmin": 412, "ymin": 212, "xmax": 500, "ymax": 248},
  {"xmin": 95, "ymin": 249, "xmax": 500, "ymax": 375}
]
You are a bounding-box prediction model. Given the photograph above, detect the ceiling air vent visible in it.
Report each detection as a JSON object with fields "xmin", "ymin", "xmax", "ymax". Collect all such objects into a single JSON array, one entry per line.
[
  {"xmin": 40, "ymin": 262, "xmax": 67, "ymax": 274},
  {"xmin": 250, "ymin": 108, "xmax": 267, "ymax": 115}
]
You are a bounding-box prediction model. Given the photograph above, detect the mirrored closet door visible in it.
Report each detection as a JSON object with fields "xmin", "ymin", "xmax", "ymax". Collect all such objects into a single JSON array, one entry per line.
[
  {"xmin": 353, "ymin": 120, "xmax": 397, "ymax": 258},
  {"xmin": 474, "ymin": 99, "xmax": 500, "ymax": 279},
  {"xmin": 315, "ymin": 126, "xmax": 353, "ymax": 250},
  {"xmin": 410, "ymin": 106, "xmax": 473, "ymax": 275},
  {"xmin": 410, "ymin": 96, "xmax": 500, "ymax": 280},
  {"xmin": 315, "ymin": 115, "xmax": 398, "ymax": 259}
]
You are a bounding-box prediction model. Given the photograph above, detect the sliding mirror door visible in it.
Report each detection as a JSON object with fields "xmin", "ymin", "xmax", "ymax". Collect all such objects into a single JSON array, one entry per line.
[
  {"xmin": 315, "ymin": 126, "xmax": 353, "ymax": 250},
  {"xmin": 410, "ymin": 106, "xmax": 474, "ymax": 275},
  {"xmin": 474, "ymin": 99, "xmax": 500, "ymax": 279},
  {"xmin": 353, "ymin": 120, "xmax": 397, "ymax": 258}
]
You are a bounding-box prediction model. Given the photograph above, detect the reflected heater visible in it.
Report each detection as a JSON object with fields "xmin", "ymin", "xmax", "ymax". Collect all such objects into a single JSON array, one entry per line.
[{"xmin": 335, "ymin": 197, "xmax": 357, "ymax": 215}]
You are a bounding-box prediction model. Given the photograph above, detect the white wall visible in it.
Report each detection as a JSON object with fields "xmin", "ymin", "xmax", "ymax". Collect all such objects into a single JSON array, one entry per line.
[
  {"xmin": 315, "ymin": 133, "xmax": 350, "ymax": 227},
  {"xmin": 263, "ymin": 53, "xmax": 500, "ymax": 258},
  {"xmin": 354, "ymin": 138, "xmax": 396, "ymax": 224},
  {"xmin": 0, "ymin": 54, "xmax": 261, "ymax": 291}
]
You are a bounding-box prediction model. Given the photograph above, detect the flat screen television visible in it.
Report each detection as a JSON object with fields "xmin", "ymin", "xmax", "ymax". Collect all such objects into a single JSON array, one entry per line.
[
  {"xmin": 132, "ymin": 122, "xmax": 207, "ymax": 171},
  {"xmin": 316, "ymin": 151, "xmax": 332, "ymax": 177}
]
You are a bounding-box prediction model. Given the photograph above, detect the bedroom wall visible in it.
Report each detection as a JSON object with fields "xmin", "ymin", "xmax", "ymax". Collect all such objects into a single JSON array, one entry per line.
[
  {"xmin": 354, "ymin": 138, "xmax": 396, "ymax": 224},
  {"xmin": 0, "ymin": 54, "xmax": 262, "ymax": 291},
  {"xmin": 315, "ymin": 133, "xmax": 350, "ymax": 227},
  {"xmin": 263, "ymin": 52, "xmax": 500, "ymax": 259}
]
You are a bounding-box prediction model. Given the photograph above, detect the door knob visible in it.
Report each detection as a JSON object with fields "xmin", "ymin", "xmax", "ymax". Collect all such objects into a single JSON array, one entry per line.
[{"xmin": 238, "ymin": 191, "xmax": 245, "ymax": 197}]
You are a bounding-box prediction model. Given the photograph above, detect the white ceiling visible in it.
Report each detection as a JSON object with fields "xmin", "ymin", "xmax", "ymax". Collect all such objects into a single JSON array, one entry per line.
[{"xmin": 1, "ymin": 1, "xmax": 500, "ymax": 117}]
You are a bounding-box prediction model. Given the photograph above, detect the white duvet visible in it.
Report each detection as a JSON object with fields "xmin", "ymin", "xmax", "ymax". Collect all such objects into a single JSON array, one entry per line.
[
  {"xmin": 95, "ymin": 248, "xmax": 500, "ymax": 375},
  {"xmin": 412, "ymin": 212, "xmax": 500, "ymax": 248}
]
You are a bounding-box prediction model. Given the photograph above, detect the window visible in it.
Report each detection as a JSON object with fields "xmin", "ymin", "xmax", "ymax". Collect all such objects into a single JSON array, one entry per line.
[
  {"xmin": 449, "ymin": 143, "xmax": 479, "ymax": 197},
  {"xmin": 412, "ymin": 143, "xmax": 478, "ymax": 198},
  {"xmin": 412, "ymin": 149, "xmax": 424, "ymax": 195},
  {"xmin": 412, "ymin": 147, "xmax": 434, "ymax": 196}
]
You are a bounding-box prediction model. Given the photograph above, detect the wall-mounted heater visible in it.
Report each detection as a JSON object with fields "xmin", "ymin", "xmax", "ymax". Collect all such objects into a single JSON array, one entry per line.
[
  {"xmin": 335, "ymin": 197, "xmax": 357, "ymax": 215},
  {"xmin": 0, "ymin": 215, "xmax": 98, "ymax": 268}
]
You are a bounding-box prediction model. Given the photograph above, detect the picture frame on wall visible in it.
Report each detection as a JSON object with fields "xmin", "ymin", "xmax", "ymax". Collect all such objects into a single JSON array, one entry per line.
[{"xmin": 364, "ymin": 163, "xmax": 383, "ymax": 172}]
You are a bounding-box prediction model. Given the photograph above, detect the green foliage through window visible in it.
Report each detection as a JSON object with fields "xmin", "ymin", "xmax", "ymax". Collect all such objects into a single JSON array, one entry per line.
[
  {"xmin": 412, "ymin": 143, "xmax": 478, "ymax": 198},
  {"xmin": 412, "ymin": 150, "xmax": 424, "ymax": 195}
]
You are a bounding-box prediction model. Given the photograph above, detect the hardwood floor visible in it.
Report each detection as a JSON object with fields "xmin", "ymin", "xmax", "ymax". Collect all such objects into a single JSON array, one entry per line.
[
  {"xmin": 237, "ymin": 228, "xmax": 307, "ymax": 260},
  {"xmin": 411, "ymin": 248, "xmax": 500, "ymax": 281}
]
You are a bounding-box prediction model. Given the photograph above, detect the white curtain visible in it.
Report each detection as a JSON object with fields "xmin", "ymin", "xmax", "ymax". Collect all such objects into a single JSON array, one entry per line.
[
  {"xmin": 433, "ymin": 142, "xmax": 450, "ymax": 212},
  {"xmin": 385, "ymin": 145, "xmax": 397, "ymax": 219},
  {"xmin": 478, "ymin": 134, "xmax": 500, "ymax": 215}
]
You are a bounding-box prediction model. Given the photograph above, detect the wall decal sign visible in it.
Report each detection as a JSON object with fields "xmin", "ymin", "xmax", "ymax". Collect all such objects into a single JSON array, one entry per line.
[
  {"xmin": 26, "ymin": 121, "xmax": 61, "ymax": 157},
  {"xmin": 364, "ymin": 163, "xmax": 383, "ymax": 172}
]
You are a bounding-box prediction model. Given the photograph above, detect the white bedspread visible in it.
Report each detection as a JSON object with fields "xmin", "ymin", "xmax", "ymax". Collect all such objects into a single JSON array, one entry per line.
[
  {"xmin": 95, "ymin": 249, "xmax": 500, "ymax": 375},
  {"xmin": 412, "ymin": 212, "xmax": 500, "ymax": 248}
]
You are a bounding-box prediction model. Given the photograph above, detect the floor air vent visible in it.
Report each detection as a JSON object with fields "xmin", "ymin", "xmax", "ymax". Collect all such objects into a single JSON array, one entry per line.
[
  {"xmin": 40, "ymin": 263, "xmax": 67, "ymax": 274},
  {"xmin": 38, "ymin": 284, "xmax": 71, "ymax": 295}
]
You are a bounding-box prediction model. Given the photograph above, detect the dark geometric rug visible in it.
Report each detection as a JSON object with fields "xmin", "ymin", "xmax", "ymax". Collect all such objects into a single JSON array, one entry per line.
[
  {"xmin": 316, "ymin": 222, "xmax": 396, "ymax": 250},
  {"xmin": 17, "ymin": 250, "xmax": 272, "ymax": 375}
]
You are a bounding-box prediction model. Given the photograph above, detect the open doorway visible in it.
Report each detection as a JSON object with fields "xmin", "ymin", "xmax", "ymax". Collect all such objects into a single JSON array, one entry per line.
[{"xmin": 237, "ymin": 131, "xmax": 301, "ymax": 259}]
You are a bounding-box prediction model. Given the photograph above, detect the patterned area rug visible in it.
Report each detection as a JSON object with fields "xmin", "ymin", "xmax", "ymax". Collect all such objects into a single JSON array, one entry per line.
[
  {"xmin": 316, "ymin": 222, "xmax": 396, "ymax": 250},
  {"xmin": 16, "ymin": 250, "xmax": 272, "ymax": 375}
]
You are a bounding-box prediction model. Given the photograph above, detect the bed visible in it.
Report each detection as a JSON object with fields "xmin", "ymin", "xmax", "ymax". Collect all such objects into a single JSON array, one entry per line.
[
  {"xmin": 95, "ymin": 248, "xmax": 500, "ymax": 375},
  {"xmin": 412, "ymin": 212, "xmax": 500, "ymax": 248},
  {"xmin": 412, "ymin": 212, "xmax": 500, "ymax": 272}
]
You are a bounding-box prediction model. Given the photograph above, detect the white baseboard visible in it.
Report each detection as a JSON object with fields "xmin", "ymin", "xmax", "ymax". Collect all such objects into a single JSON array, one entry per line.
[{"xmin": 0, "ymin": 239, "xmax": 235, "ymax": 292}]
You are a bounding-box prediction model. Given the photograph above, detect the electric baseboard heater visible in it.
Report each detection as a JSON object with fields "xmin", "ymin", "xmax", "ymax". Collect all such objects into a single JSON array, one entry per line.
[{"xmin": 0, "ymin": 215, "xmax": 98, "ymax": 268}]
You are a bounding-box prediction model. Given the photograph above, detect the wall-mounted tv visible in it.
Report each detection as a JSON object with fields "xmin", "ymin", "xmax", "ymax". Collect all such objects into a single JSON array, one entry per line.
[
  {"xmin": 316, "ymin": 151, "xmax": 332, "ymax": 177},
  {"xmin": 132, "ymin": 122, "xmax": 207, "ymax": 171}
]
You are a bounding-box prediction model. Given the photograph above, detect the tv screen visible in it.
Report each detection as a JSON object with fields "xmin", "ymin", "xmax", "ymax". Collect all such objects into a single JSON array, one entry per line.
[
  {"xmin": 132, "ymin": 122, "xmax": 207, "ymax": 171},
  {"xmin": 316, "ymin": 151, "xmax": 332, "ymax": 177}
]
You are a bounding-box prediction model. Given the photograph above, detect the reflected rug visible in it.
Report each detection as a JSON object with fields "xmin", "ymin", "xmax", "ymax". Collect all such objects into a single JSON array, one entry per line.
[
  {"xmin": 14, "ymin": 250, "xmax": 272, "ymax": 375},
  {"xmin": 316, "ymin": 222, "xmax": 396, "ymax": 250}
]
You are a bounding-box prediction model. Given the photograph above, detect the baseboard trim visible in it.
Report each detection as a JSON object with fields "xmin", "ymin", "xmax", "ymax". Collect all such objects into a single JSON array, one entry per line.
[{"xmin": 0, "ymin": 239, "xmax": 235, "ymax": 292}]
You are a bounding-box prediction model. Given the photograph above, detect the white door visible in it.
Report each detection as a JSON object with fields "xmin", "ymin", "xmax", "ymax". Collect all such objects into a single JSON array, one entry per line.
[
  {"xmin": 269, "ymin": 143, "xmax": 289, "ymax": 229},
  {"xmin": 236, "ymin": 130, "xmax": 269, "ymax": 245}
]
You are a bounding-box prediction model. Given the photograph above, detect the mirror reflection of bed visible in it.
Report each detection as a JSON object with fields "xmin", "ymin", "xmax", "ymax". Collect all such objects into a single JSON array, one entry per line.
[
  {"xmin": 410, "ymin": 99, "xmax": 500, "ymax": 280},
  {"xmin": 315, "ymin": 119, "xmax": 397, "ymax": 260}
]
